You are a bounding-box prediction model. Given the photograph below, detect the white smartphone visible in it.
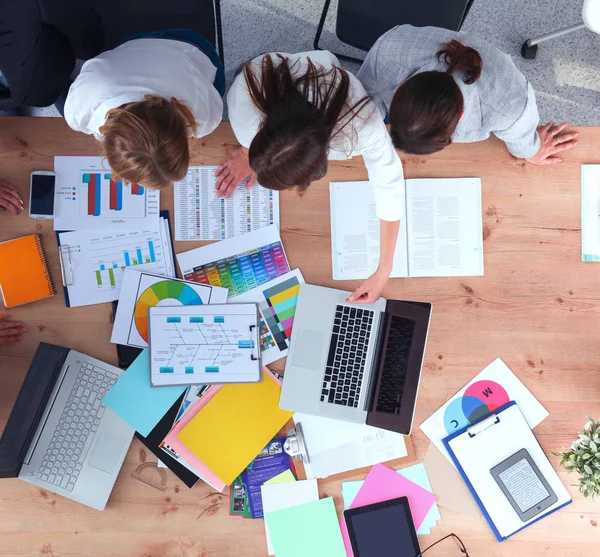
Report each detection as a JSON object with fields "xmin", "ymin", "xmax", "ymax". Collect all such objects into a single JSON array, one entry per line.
[{"xmin": 29, "ymin": 170, "xmax": 56, "ymax": 219}]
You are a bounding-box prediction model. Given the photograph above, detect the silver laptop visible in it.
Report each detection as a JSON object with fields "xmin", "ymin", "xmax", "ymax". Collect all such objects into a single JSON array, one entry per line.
[
  {"xmin": 280, "ymin": 285, "xmax": 432, "ymax": 434},
  {"xmin": 0, "ymin": 343, "xmax": 134, "ymax": 510}
]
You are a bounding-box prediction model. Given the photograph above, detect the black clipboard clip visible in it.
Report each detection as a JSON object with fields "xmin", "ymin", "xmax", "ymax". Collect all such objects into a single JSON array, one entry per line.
[
  {"xmin": 467, "ymin": 413, "xmax": 501, "ymax": 438},
  {"xmin": 249, "ymin": 324, "xmax": 259, "ymax": 361}
]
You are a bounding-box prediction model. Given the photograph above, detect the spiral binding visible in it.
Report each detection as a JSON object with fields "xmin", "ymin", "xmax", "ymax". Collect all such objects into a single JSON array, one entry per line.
[{"xmin": 34, "ymin": 234, "xmax": 56, "ymax": 296}]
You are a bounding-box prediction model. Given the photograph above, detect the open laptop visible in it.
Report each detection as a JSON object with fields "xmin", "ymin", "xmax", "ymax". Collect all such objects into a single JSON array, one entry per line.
[
  {"xmin": 280, "ymin": 285, "xmax": 431, "ymax": 434},
  {"xmin": 0, "ymin": 342, "xmax": 134, "ymax": 510}
]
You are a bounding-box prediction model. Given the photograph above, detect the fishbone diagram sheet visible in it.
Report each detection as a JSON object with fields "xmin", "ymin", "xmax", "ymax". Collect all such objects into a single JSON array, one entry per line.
[{"xmin": 148, "ymin": 304, "xmax": 261, "ymax": 386}]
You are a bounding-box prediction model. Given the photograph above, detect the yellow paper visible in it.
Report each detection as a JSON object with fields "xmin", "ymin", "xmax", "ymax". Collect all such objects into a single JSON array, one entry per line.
[
  {"xmin": 177, "ymin": 371, "xmax": 293, "ymax": 485},
  {"xmin": 265, "ymin": 470, "xmax": 297, "ymax": 485}
]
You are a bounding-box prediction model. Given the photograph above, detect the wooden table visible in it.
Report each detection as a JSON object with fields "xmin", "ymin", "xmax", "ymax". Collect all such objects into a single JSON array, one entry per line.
[{"xmin": 1, "ymin": 117, "xmax": 599, "ymax": 557}]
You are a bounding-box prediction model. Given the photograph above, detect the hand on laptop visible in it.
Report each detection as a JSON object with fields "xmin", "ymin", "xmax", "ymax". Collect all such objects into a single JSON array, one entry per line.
[
  {"xmin": 346, "ymin": 269, "xmax": 389, "ymax": 304},
  {"xmin": 0, "ymin": 313, "xmax": 27, "ymax": 344},
  {"xmin": 526, "ymin": 122, "xmax": 578, "ymax": 166},
  {"xmin": 215, "ymin": 147, "xmax": 257, "ymax": 198},
  {"xmin": 0, "ymin": 179, "xmax": 24, "ymax": 214}
]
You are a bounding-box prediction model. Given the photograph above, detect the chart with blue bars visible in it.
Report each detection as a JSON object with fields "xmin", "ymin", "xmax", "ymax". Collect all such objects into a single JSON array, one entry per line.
[{"xmin": 149, "ymin": 306, "xmax": 261, "ymax": 385}]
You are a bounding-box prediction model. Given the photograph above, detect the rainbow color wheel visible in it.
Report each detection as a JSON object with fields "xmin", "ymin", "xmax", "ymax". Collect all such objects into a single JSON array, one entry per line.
[{"xmin": 134, "ymin": 280, "xmax": 203, "ymax": 342}]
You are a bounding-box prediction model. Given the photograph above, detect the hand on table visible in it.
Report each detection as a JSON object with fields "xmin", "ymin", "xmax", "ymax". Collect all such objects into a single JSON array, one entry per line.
[
  {"xmin": 0, "ymin": 313, "xmax": 27, "ymax": 344},
  {"xmin": 214, "ymin": 147, "xmax": 257, "ymax": 198},
  {"xmin": 346, "ymin": 268, "xmax": 390, "ymax": 305},
  {"xmin": 0, "ymin": 179, "xmax": 24, "ymax": 214},
  {"xmin": 526, "ymin": 122, "xmax": 579, "ymax": 166}
]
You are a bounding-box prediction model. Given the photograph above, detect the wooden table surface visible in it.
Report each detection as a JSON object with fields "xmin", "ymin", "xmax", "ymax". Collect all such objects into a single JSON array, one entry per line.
[{"xmin": 1, "ymin": 117, "xmax": 599, "ymax": 557}]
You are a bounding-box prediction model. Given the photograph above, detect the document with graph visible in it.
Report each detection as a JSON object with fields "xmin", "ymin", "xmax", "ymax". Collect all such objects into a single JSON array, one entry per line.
[
  {"xmin": 57, "ymin": 216, "xmax": 176, "ymax": 307},
  {"xmin": 174, "ymin": 166, "xmax": 279, "ymax": 241},
  {"xmin": 148, "ymin": 304, "xmax": 261, "ymax": 386},
  {"xmin": 330, "ymin": 178, "xmax": 484, "ymax": 280},
  {"xmin": 53, "ymin": 156, "xmax": 160, "ymax": 231}
]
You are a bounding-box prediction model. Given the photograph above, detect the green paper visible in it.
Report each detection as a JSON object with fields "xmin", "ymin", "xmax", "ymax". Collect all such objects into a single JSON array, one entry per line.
[
  {"xmin": 265, "ymin": 497, "xmax": 346, "ymax": 557},
  {"xmin": 264, "ymin": 470, "xmax": 297, "ymax": 485}
]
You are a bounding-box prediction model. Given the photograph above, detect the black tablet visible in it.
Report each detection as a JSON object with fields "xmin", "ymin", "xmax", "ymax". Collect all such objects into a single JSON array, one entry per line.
[
  {"xmin": 490, "ymin": 448, "xmax": 558, "ymax": 522},
  {"xmin": 343, "ymin": 497, "xmax": 420, "ymax": 557}
]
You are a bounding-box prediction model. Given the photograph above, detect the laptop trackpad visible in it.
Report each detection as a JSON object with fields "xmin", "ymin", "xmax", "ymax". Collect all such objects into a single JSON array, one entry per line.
[
  {"xmin": 88, "ymin": 433, "xmax": 125, "ymax": 474},
  {"xmin": 292, "ymin": 329, "xmax": 325, "ymax": 370}
]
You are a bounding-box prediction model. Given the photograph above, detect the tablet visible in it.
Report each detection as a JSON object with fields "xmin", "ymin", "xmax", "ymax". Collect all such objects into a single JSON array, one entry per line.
[
  {"xmin": 343, "ymin": 497, "xmax": 420, "ymax": 557},
  {"xmin": 490, "ymin": 448, "xmax": 558, "ymax": 522}
]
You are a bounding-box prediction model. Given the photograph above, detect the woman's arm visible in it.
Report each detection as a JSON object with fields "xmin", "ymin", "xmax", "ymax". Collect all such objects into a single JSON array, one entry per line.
[{"xmin": 347, "ymin": 218, "xmax": 400, "ymax": 303}]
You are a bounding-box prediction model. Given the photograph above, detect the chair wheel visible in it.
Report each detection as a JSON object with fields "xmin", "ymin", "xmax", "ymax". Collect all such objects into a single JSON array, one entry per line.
[{"xmin": 521, "ymin": 41, "xmax": 538, "ymax": 59}]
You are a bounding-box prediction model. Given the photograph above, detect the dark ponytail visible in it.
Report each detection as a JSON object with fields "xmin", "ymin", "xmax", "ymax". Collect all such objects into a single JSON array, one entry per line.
[
  {"xmin": 389, "ymin": 40, "xmax": 482, "ymax": 155},
  {"xmin": 436, "ymin": 40, "xmax": 482, "ymax": 84}
]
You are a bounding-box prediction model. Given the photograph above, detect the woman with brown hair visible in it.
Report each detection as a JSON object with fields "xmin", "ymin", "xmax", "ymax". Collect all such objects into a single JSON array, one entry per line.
[
  {"xmin": 64, "ymin": 29, "xmax": 225, "ymax": 190},
  {"xmin": 357, "ymin": 25, "xmax": 578, "ymax": 164},
  {"xmin": 217, "ymin": 51, "xmax": 405, "ymax": 304}
]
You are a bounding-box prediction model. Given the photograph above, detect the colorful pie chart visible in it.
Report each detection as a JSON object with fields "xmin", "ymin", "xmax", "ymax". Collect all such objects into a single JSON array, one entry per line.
[{"xmin": 134, "ymin": 280, "xmax": 204, "ymax": 342}]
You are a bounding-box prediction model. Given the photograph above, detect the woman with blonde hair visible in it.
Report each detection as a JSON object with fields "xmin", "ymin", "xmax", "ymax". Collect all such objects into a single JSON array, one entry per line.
[{"xmin": 64, "ymin": 29, "xmax": 224, "ymax": 190}]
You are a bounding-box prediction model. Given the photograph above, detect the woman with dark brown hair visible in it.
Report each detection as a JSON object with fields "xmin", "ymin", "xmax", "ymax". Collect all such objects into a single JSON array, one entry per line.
[
  {"xmin": 217, "ymin": 51, "xmax": 406, "ymax": 304},
  {"xmin": 357, "ymin": 25, "xmax": 578, "ymax": 164}
]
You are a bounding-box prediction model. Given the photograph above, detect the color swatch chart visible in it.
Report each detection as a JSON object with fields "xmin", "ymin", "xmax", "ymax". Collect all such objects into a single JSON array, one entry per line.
[
  {"xmin": 183, "ymin": 242, "xmax": 290, "ymax": 297},
  {"xmin": 259, "ymin": 275, "xmax": 301, "ymax": 351}
]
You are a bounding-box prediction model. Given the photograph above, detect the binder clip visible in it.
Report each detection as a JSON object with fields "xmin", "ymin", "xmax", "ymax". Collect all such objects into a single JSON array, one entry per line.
[{"xmin": 284, "ymin": 422, "xmax": 310, "ymax": 464}]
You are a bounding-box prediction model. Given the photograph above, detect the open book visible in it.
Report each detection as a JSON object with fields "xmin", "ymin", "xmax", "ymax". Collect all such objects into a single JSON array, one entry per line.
[{"xmin": 330, "ymin": 178, "xmax": 483, "ymax": 280}]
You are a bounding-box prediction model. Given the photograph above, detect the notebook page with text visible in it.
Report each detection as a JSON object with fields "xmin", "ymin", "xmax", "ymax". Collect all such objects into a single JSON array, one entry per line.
[
  {"xmin": 330, "ymin": 181, "xmax": 408, "ymax": 280},
  {"xmin": 406, "ymin": 178, "xmax": 483, "ymax": 277}
]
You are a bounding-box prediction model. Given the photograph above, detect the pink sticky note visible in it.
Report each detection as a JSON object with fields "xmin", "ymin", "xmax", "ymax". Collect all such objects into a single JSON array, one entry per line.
[{"xmin": 341, "ymin": 464, "xmax": 437, "ymax": 556}]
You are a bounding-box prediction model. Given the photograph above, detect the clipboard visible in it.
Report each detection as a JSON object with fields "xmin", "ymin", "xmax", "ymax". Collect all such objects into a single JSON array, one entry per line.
[
  {"xmin": 442, "ymin": 401, "xmax": 572, "ymax": 541},
  {"xmin": 56, "ymin": 210, "xmax": 175, "ymax": 307}
]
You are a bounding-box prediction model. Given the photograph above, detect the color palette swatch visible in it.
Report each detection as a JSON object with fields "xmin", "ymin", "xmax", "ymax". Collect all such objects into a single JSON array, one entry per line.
[
  {"xmin": 259, "ymin": 276, "xmax": 301, "ymax": 351},
  {"xmin": 134, "ymin": 280, "xmax": 203, "ymax": 342},
  {"xmin": 183, "ymin": 242, "xmax": 290, "ymax": 297}
]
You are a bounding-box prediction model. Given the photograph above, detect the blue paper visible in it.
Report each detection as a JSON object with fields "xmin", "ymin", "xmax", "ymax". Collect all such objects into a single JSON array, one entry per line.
[
  {"xmin": 102, "ymin": 350, "xmax": 185, "ymax": 437},
  {"xmin": 341, "ymin": 464, "xmax": 441, "ymax": 535}
]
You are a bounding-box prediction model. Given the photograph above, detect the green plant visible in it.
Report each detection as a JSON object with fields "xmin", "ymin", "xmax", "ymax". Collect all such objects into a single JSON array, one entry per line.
[{"xmin": 553, "ymin": 416, "xmax": 600, "ymax": 498}]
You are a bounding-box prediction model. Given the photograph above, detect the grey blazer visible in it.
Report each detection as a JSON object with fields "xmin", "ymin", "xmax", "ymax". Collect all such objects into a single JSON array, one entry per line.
[{"xmin": 357, "ymin": 25, "xmax": 541, "ymax": 159}]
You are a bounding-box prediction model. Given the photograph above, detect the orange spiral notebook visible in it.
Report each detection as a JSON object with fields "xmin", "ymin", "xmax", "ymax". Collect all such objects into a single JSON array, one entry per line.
[{"xmin": 0, "ymin": 234, "xmax": 55, "ymax": 308}]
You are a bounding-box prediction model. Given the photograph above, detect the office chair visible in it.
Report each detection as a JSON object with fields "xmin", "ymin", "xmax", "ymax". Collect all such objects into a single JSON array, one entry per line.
[
  {"xmin": 314, "ymin": 0, "xmax": 475, "ymax": 63},
  {"xmin": 521, "ymin": 0, "xmax": 600, "ymax": 59}
]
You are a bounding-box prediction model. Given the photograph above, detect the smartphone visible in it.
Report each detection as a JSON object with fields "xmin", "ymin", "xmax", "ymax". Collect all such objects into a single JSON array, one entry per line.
[{"xmin": 29, "ymin": 171, "xmax": 56, "ymax": 219}]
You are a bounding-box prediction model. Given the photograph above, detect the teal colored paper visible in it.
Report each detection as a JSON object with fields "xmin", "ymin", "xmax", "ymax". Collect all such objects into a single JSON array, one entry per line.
[
  {"xmin": 265, "ymin": 497, "xmax": 346, "ymax": 557},
  {"xmin": 341, "ymin": 464, "xmax": 440, "ymax": 535},
  {"xmin": 102, "ymin": 350, "xmax": 185, "ymax": 437}
]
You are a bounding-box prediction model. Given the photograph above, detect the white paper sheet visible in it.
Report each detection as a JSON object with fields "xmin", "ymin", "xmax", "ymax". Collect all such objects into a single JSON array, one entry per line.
[
  {"xmin": 581, "ymin": 165, "xmax": 600, "ymax": 261},
  {"xmin": 111, "ymin": 270, "xmax": 228, "ymax": 348},
  {"xmin": 420, "ymin": 358, "xmax": 549, "ymax": 464},
  {"xmin": 176, "ymin": 226, "xmax": 291, "ymax": 298},
  {"xmin": 174, "ymin": 166, "xmax": 279, "ymax": 240},
  {"xmin": 148, "ymin": 304, "xmax": 261, "ymax": 386},
  {"xmin": 232, "ymin": 270, "xmax": 305, "ymax": 365},
  {"xmin": 54, "ymin": 156, "xmax": 160, "ymax": 231},
  {"xmin": 295, "ymin": 413, "xmax": 408, "ymax": 479},
  {"xmin": 262, "ymin": 480, "xmax": 319, "ymax": 555},
  {"xmin": 58, "ymin": 221, "xmax": 175, "ymax": 307}
]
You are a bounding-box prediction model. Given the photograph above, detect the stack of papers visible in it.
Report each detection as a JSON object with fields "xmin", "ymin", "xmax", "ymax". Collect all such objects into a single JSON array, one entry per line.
[{"xmin": 341, "ymin": 463, "xmax": 441, "ymax": 535}]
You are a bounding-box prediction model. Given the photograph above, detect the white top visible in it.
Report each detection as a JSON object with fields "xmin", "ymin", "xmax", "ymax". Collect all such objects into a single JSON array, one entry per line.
[
  {"xmin": 227, "ymin": 51, "xmax": 405, "ymax": 222},
  {"xmin": 64, "ymin": 38, "xmax": 223, "ymax": 141}
]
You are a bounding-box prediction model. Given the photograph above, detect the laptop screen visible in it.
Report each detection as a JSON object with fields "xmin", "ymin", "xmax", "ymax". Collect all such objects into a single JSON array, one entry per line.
[{"xmin": 345, "ymin": 497, "xmax": 420, "ymax": 557}]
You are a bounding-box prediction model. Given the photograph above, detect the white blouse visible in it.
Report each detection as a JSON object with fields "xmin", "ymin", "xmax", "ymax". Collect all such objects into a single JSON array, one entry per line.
[
  {"xmin": 227, "ymin": 50, "xmax": 406, "ymax": 222},
  {"xmin": 65, "ymin": 38, "xmax": 223, "ymax": 141}
]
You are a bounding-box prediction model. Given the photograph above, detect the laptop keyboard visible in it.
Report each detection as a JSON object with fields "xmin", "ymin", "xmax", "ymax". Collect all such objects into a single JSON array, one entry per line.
[
  {"xmin": 320, "ymin": 305, "xmax": 374, "ymax": 408},
  {"xmin": 375, "ymin": 316, "xmax": 415, "ymax": 414},
  {"xmin": 36, "ymin": 362, "xmax": 119, "ymax": 491}
]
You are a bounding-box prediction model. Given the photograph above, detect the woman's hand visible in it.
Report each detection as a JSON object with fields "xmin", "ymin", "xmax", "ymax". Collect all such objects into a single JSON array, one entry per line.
[
  {"xmin": 214, "ymin": 147, "xmax": 257, "ymax": 198},
  {"xmin": 526, "ymin": 122, "xmax": 578, "ymax": 165},
  {"xmin": 346, "ymin": 267, "xmax": 391, "ymax": 304},
  {"xmin": 0, "ymin": 179, "xmax": 24, "ymax": 214},
  {"xmin": 0, "ymin": 313, "xmax": 27, "ymax": 344}
]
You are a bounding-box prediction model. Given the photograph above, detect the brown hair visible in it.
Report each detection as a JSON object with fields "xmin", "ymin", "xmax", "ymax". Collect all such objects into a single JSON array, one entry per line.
[
  {"xmin": 100, "ymin": 95, "xmax": 198, "ymax": 190},
  {"xmin": 389, "ymin": 40, "xmax": 483, "ymax": 155},
  {"xmin": 244, "ymin": 54, "xmax": 370, "ymax": 192}
]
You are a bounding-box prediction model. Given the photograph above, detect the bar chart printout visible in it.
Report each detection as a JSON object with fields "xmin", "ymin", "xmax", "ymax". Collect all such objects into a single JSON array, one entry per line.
[{"xmin": 82, "ymin": 172, "xmax": 146, "ymax": 218}]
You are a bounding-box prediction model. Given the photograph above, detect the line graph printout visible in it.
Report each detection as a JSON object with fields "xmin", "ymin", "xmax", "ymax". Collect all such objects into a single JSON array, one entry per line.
[
  {"xmin": 174, "ymin": 166, "xmax": 279, "ymax": 240},
  {"xmin": 148, "ymin": 305, "xmax": 261, "ymax": 386},
  {"xmin": 54, "ymin": 156, "xmax": 160, "ymax": 231}
]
